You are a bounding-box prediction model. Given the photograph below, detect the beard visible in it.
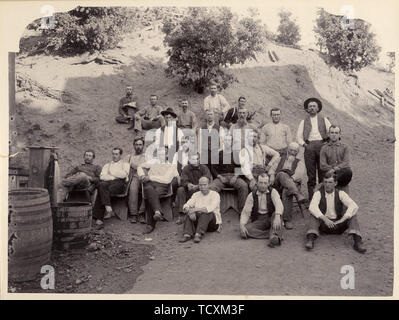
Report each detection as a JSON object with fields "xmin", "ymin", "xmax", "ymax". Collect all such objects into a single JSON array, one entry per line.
[{"xmin": 237, "ymin": 118, "xmax": 246, "ymax": 127}]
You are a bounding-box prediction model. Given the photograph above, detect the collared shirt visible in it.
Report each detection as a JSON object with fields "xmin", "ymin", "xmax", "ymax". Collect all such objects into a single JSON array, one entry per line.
[
  {"xmin": 309, "ymin": 189, "xmax": 359, "ymax": 220},
  {"xmin": 203, "ymin": 94, "xmax": 231, "ymax": 115},
  {"xmin": 319, "ymin": 141, "xmax": 350, "ymax": 171},
  {"xmin": 240, "ymin": 188, "xmax": 283, "ymax": 226},
  {"xmin": 239, "ymin": 144, "xmax": 280, "ymax": 181},
  {"xmin": 100, "ymin": 160, "xmax": 130, "ymax": 181},
  {"xmin": 138, "ymin": 105, "xmax": 163, "ymax": 120},
  {"xmin": 65, "ymin": 163, "xmax": 102, "ymax": 183},
  {"xmin": 296, "ymin": 116, "xmax": 331, "ymax": 145},
  {"xmin": 183, "ymin": 190, "xmax": 222, "ymax": 225},
  {"xmin": 261, "ymin": 122, "xmax": 292, "ymax": 150},
  {"xmin": 123, "ymin": 151, "xmax": 146, "ymax": 175},
  {"xmin": 279, "ymin": 156, "xmax": 306, "ymax": 182},
  {"xmin": 154, "ymin": 124, "xmax": 184, "ymax": 148},
  {"xmin": 137, "ymin": 160, "xmax": 179, "ymax": 184},
  {"xmin": 178, "ymin": 109, "xmax": 197, "ymax": 129}
]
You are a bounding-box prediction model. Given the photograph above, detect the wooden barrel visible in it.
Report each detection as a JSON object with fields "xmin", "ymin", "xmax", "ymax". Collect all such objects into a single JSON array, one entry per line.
[
  {"xmin": 52, "ymin": 202, "xmax": 92, "ymax": 250},
  {"xmin": 8, "ymin": 188, "xmax": 53, "ymax": 282}
]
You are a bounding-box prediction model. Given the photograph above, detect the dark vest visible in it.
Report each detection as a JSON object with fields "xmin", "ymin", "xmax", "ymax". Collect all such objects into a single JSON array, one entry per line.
[
  {"xmin": 276, "ymin": 154, "xmax": 300, "ymax": 176},
  {"xmin": 303, "ymin": 114, "xmax": 328, "ymax": 142},
  {"xmin": 318, "ymin": 186, "xmax": 344, "ymax": 219},
  {"xmin": 251, "ymin": 187, "xmax": 275, "ymax": 221}
]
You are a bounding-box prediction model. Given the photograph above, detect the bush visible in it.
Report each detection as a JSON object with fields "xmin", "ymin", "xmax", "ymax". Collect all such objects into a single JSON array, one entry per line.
[
  {"xmin": 387, "ymin": 52, "xmax": 395, "ymax": 73},
  {"xmin": 276, "ymin": 10, "xmax": 301, "ymax": 46},
  {"xmin": 162, "ymin": 7, "xmax": 265, "ymax": 93},
  {"xmin": 314, "ymin": 8, "xmax": 381, "ymax": 71}
]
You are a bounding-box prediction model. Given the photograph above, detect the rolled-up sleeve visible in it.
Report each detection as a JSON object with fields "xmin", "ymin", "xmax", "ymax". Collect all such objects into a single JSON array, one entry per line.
[
  {"xmin": 239, "ymin": 148, "xmax": 253, "ymax": 181},
  {"xmin": 240, "ymin": 193, "xmax": 254, "ymax": 226},
  {"xmin": 339, "ymin": 191, "xmax": 359, "ymax": 219},
  {"xmin": 296, "ymin": 120, "xmax": 305, "ymax": 146},
  {"xmin": 263, "ymin": 145, "xmax": 280, "ymax": 175},
  {"xmin": 309, "ymin": 191, "xmax": 324, "ymax": 218},
  {"xmin": 271, "ymin": 189, "xmax": 283, "ymax": 215}
]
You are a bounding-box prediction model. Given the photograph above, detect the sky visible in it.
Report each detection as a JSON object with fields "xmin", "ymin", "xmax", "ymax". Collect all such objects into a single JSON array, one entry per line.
[{"xmin": 230, "ymin": 0, "xmax": 399, "ymax": 55}]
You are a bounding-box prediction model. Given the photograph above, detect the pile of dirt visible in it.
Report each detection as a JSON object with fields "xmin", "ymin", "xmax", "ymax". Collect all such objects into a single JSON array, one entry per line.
[{"xmin": 8, "ymin": 230, "xmax": 154, "ymax": 294}]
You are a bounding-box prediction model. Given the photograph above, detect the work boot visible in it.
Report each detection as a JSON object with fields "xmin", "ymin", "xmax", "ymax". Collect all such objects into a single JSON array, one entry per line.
[
  {"xmin": 193, "ymin": 233, "xmax": 202, "ymax": 243},
  {"xmin": 268, "ymin": 236, "xmax": 281, "ymax": 248},
  {"xmin": 138, "ymin": 213, "xmax": 146, "ymax": 224},
  {"xmin": 179, "ymin": 234, "xmax": 192, "ymax": 243},
  {"xmin": 153, "ymin": 211, "xmax": 163, "ymax": 221},
  {"xmin": 129, "ymin": 215, "xmax": 138, "ymax": 224},
  {"xmin": 353, "ymin": 235, "xmax": 367, "ymax": 254},
  {"xmin": 305, "ymin": 233, "xmax": 316, "ymax": 250},
  {"xmin": 143, "ymin": 225, "xmax": 155, "ymax": 234}
]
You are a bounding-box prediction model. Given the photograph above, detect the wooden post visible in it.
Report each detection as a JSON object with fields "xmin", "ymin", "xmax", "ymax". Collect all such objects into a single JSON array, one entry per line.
[{"xmin": 27, "ymin": 146, "xmax": 56, "ymax": 188}]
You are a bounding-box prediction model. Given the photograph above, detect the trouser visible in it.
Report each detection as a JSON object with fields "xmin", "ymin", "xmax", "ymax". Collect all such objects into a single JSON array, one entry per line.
[
  {"xmin": 175, "ymin": 186, "xmax": 196, "ymax": 214},
  {"xmin": 251, "ymin": 165, "xmax": 267, "ymax": 180},
  {"xmin": 275, "ymin": 148, "xmax": 288, "ymax": 156},
  {"xmin": 93, "ymin": 179, "xmax": 126, "ymax": 221},
  {"xmin": 275, "ymin": 171, "xmax": 302, "ymax": 197},
  {"xmin": 62, "ymin": 172, "xmax": 91, "ymax": 190},
  {"xmin": 304, "ymin": 140, "xmax": 325, "ymax": 201},
  {"xmin": 183, "ymin": 211, "xmax": 218, "ymax": 236},
  {"xmin": 144, "ymin": 178, "xmax": 178, "ymax": 227},
  {"xmin": 115, "ymin": 115, "xmax": 131, "ymax": 124},
  {"xmin": 128, "ymin": 176, "xmax": 145, "ymax": 216},
  {"xmin": 282, "ymin": 190, "xmax": 294, "ymax": 222},
  {"xmin": 133, "ymin": 117, "xmax": 164, "ymax": 131},
  {"xmin": 306, "ymin": 215, "xmax": 362, "ymax": 238},
  {"xmin": 210, "ymin": 174, "xmax": 249, "ymax": 213},
  {"xmin": 245, "ymin": 213, "xmax": 282, "ymax": 239}
]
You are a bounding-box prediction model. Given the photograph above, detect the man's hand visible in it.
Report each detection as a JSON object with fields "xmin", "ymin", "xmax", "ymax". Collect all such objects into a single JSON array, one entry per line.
[
  {"xmin": 249, "ymin": 179, "xmax": 257, "ymax": 191},
  {"xmin": 240, "ymin": 224, "xmax": 249, "ymax": 239},
  {"xmin": 187, "ymin": 183, "xmax": 195, "ymax": 191},
  {"xmin": 140, "ymin": 175, "xmax": 149, "ymax": 183},
  {"xmin": 272, "ymin": 215, "xmax": 282, "ymax": 231},
  {"xmin": 334, "ymin": 216, "xmax": 347, "ymax": 225},
  {"xmin": 322, "ymin": 216, "xmax": 336, "ymax": 229},
  {"xmin": 188, "ymin": 212, "xmax": 196, "ymax": 221},
  {"xmin": 125, "ymin": 176, "xmax": 129, "ymax": 183},
  {"xmin": 217, "ymin": 224, "xmax": 222, "ymax": 233},
  {"xmin": 229, "ymin": 175, "xmax": 238, "ymax": 185}
]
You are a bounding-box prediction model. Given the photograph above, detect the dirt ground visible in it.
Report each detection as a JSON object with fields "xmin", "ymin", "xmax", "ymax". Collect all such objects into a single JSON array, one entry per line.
[{"xmin": 9, "ymin": 21, "xmax": 394, "ymax": 296}]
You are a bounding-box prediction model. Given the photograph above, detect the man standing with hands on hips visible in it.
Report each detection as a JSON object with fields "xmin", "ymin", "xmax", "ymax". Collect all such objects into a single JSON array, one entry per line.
[{"xmin": 296, "ymin": 98, "xmax": 331, "ymax": 202}]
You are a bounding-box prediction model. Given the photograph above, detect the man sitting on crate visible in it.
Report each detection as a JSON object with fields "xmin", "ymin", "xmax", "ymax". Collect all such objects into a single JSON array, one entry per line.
[
  {"xmin": 138, "ymin": 146, "xmax": 179, "ymax": 234},
  {"xmin": 209, "ymin": 134, "xmax": 248, "ymax": 214},
  {"xmin": 124, "ymin": 135, "xmax": 147, "ymax": 224},
  {"xmin": 92, "ymin": 148, "xmax": 130, "ymax": 229},
  {"xmin": 239, "ymin": 129, "xmax": 280, "ymax": 191},
  {"xmin": 60, "ymin": 149, "xmax": 102, "ymax": 201},
  {"xmin": 179, "ymin": 176, "xmax": 221, "ymax": 243},
  {"xmin": 273, "ymin": 142, "xmax": 307, "ymax": 230},
  {"xmin": 239, "ymin": 173, "xmax": 284, "ymax": 248}
]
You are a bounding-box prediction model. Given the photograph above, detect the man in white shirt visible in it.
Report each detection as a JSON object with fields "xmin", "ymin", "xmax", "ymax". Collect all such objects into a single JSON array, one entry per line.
[
  {"xmin": 273, "ymin": 142, "xmax": 306, "ymax": 230},
  {"xmin": 260, "ymin": 108, "xmax": 292, "ymax": 155},
  {"xmin": 93, "ymin": 148, "xmax": 130, "ymax": 228},
  {"xmin": 305, "ymin": 171, "xmax": 366, "ymax": 253},
  {"xmin": 296, "ymin": 97, "xmax": 331, "ymax": 201},
  {"xmin": 179, "ymin": 176, "xmax": 221, "ymax": 243},
  {"xmin": 239, "ymin": 130, "xmax": 280, "ymax": 190},
  {"xmin": 203, "ymin": 81, "xmax": 231, "ymax": 123},
  {"xmin": 240, "ymin": 173, "xmax": 284, "ymax": 248},
  {"xmin": 138, "ymin": 147, "xmax": 179, "ymax": 234}
]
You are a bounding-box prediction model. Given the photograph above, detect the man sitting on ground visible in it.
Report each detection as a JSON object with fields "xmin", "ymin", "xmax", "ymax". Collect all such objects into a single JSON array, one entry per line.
[
  {"xmin": 179, "ymin": 177, "xmax": 221, "ymax": 243},
  {"xmin": 116, "ymin": 85, "xmax": 139, "ymax": 126},
  {"xmin": 138, "ymin": 146, "xmax": 179, "ymax": 234},
  {"xmin": 320, "ymin": 125, "xmax": 352, "ymax": 194},
  {"xmin": 239, "ymin": 173, "xmax": 284, "ymax": 248},
  {"xmin": 305, "ymin": 171, "xmax": 366, "ymax": 253},
  {"xmin": 124, "ymin": 136, "xmax": 147, "ymax": 224},
  {"xmin": 60, "ymin": 149, "xmax": 101, "ymax": 200},
  {"xmin": 273, "ymin": 142, "xmax": 307, "ymax": 230},
  {"xmin": 93, "ymin": 148, "xmax": 130, "ymax": 229},
  {"xmin": 132, "ymin": 94, "xmax": 165, "ymax": 132},
  {"xmin": 175, "ymin": 153, "xmax": 212, "ymax": 225}
]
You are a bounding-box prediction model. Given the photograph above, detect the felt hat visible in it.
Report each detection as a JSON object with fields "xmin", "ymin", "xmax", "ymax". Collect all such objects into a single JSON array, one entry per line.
[
  {"xmin": 161, "ymin": 107, "xmax": 177, "ymax": 118},
  {"xmin": 304, "ymin": 97, "xmax": 322, "ymax": 112}
]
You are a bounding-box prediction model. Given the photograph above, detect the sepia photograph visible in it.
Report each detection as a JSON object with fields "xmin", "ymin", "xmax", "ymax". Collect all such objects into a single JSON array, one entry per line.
[{"xmin": 3, "ymin": 0, "xmax": 397, "ymax": 298}]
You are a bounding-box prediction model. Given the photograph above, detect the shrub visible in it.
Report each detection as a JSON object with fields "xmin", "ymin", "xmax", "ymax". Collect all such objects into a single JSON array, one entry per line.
[
  {"xmin": 314, "ymin": 8, "xmax": 381, "ymax": 71},
  {"xmin": 276, "ymin": 10, "xmax": 301, "ymax": 46},
  {"xmin": 162, "ymin": 7, "xmax": 265, "ymax": 93}
]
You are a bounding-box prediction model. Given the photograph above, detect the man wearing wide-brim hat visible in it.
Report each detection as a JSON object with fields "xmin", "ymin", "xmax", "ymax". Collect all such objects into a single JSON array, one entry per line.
[
  {"xmin": 115, "ymin": 85, "xmax": 140, "ymax": 125},
  {"xmin": 154, "ymin": 107, "xmax": 184, "ymax": 161},
  {"xmin": 296, "ymin": 97, "xmax": 331, "ymax": 202}
]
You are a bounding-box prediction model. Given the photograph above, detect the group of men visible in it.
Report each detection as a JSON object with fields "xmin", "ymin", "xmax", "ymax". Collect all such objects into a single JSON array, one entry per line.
[{"xmin": 59, "ymin": 81, "xmax": 366, "ymax": 253}]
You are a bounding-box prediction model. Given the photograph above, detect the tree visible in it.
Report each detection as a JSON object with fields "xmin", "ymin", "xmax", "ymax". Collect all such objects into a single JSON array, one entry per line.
[
  {"xmin": 314, "ymin": 8, "xmax": 381, "ymax": 71},
  {"xmin": 387, "ymin": 52, "xmax": 395, "ymax": 73},
  {"xmin": 276, "ymin": 9, "xmax": 301, "ymax": 46},
  {"xmin": 162, "ymin": 7, "xmax": 265, "ymax": 93}
]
